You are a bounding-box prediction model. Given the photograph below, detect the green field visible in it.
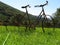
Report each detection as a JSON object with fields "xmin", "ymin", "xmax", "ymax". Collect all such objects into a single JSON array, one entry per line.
[{"xmin": 0, "ymin": 26, "xmax": 60, "ymax": 45}]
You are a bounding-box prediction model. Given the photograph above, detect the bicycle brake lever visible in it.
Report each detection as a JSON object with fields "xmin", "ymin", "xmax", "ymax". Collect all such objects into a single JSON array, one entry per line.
[
  {"xmin": 29, "ymin": 6, "xmax": 31, "ymax": 8},
  {"xmin": 27, "ymin": 5, "xmax": 31, "ymax": 8}
]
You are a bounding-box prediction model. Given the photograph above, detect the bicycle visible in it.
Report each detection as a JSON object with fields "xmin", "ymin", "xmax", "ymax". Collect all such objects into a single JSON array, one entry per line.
[
  {"xmin": 34, "ymin": 1, "xmax": 55, "ymax": 32},
  {"xmin": 21, "ymin": 5, "xmax": 31, "ymax": 31}
]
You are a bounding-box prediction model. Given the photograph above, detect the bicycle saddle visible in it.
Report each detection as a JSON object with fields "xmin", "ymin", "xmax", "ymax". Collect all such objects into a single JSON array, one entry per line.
[{"xmin": 21, "ymin": 5, "xmax": 31, "ymax": 8}]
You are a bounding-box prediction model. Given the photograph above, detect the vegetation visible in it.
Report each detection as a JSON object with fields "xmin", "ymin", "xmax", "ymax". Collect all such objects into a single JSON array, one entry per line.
[
  {"xmin": 0, "ymin": 2, "xmax": 55, "ymax": 28},
  {"xmin": 54, "ymin": 8, "xmax": 60, "ymax": 27},
  {"xmin": 0, "ymin": 2, "xmax": 37, "ymax": 25},
  {"xmin": 0, "ymin": 26, "xmax": 60, "ymax": 45},
  {"xmin": 0, "ymin": 1, "xmax": 60, "ymax": 45}
]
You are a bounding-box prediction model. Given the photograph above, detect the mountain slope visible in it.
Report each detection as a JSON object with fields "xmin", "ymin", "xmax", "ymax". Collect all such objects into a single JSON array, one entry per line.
[{"xmin": 0, "ymin": 1, "xmax": 37, "ymax": 25}]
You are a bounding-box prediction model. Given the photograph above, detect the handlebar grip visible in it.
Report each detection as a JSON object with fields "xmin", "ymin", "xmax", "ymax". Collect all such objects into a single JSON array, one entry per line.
[
  {"xmin": 27, "ymin": 5, "xmax": 31, "ymax": 8},
  {"xmin": 29, "ymin": 6, "xmax": 31, "ymax": 8},
  {"xmin": 46, "ymin": 1, "xmax": 48, "ymax": 3}
]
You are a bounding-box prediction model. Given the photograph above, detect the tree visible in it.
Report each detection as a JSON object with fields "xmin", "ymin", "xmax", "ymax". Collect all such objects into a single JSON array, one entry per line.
[
  {"xmin": 55, "ymin": 8, "xmax": 60, "ymax": 16},
  {"xmin": 54, "ymin": 8, "xmax": 60, "ymax": 27}
]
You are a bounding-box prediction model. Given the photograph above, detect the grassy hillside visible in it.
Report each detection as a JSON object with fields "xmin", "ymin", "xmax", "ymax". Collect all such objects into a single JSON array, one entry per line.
[{"xmin": 0, "ymin": 1, "xmax": 37, "ymax": 25}]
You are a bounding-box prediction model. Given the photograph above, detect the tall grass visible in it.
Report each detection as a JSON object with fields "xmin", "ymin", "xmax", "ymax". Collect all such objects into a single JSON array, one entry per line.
[{"xmin": 0, "ymin": 26, "xmax": 60, "ymax": 45}]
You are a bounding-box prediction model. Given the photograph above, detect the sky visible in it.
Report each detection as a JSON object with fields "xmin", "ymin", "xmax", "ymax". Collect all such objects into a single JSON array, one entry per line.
[{"xmin": 0, "ymin": 0, "xmax": 60, "ymax": 16}]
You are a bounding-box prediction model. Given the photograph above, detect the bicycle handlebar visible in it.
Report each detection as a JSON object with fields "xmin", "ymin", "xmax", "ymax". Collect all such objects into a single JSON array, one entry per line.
[{"xmin": 34, "ymin": 1, "xmax": 48, "ymax": 7}]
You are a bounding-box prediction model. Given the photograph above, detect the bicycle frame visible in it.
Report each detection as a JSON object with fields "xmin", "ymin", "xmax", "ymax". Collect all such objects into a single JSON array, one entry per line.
[
  {"xmin": 35, "ymin": 1, "xmax": 55, "ymax": 32},
  {"xmin": 21, "ymin": 5, "xmax": 31, "ymax": 31}
]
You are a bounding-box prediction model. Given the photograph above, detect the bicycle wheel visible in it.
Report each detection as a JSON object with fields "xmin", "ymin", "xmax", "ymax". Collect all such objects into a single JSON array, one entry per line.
[{"xmin": 40, "ymin": 15, "xmax": 55, "ymax": 32}]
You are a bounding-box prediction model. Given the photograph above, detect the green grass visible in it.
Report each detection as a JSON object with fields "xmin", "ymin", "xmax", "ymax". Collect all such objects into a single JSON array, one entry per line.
[{"xmin": 0, "ymin": 26, "xmax": 60, "ymax": 45}]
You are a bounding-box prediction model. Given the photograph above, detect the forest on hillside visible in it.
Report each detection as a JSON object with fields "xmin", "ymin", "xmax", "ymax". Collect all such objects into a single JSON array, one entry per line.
[{"xmin": 0, "ymin": 1, "xmax": 60, "ymax": 27}]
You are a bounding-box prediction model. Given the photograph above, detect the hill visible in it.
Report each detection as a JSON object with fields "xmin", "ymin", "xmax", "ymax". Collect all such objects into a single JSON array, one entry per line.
[{"xmin": 0, "ymin": 1, "xmax": 37, "ymax": 25}]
